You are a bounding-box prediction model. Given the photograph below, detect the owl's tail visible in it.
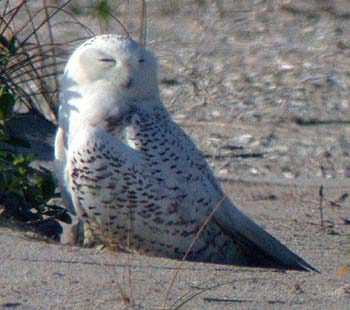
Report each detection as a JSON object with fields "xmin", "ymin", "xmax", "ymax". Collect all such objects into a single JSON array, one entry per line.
[{"xmin": 213, "ymin": 197, "xmax": 319, "ymax": 272}]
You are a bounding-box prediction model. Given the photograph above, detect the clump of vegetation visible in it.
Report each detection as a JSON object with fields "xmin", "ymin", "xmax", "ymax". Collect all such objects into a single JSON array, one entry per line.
[
  {"xmin": 0, "ymin": 1, "xmax": 61, "ymax": 122},
  {"xmin": 0, "ymin": 87, "xmax": 69, "ymax": 237}
]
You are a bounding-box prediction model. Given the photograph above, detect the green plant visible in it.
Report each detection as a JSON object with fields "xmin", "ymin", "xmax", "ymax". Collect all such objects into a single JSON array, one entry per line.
[
  {"xmin": 0, "ymin": 87, "xmax": 69, "ymax": 235},
  {"xmin": 73, "ymin": 0, "xmax": 123, "ymax": 32},
  {"xmin": 0, "ymin": 0, "xmax": 95, "ymax": 233},
  {"xmin": 92, "ymin": 0, "xmax": 120, "ymax": 21}
]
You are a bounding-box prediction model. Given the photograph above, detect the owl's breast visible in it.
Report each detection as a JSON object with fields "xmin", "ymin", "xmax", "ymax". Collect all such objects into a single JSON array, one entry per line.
[
  {"xmin": 104, "ymin": 111, "xmax": 134, "ymax": 146},
  {"xmin": 123, "ymin": 110, "xmax": 169, "ymax": 155}
]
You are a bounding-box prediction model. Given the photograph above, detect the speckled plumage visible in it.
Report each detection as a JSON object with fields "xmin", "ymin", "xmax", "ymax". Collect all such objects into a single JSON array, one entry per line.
[{"xmin": 55, "ymin": 35, "xmax": 316, "ymax": 271}]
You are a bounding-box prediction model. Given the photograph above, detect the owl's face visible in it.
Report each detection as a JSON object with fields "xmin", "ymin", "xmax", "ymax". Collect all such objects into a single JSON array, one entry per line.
[
  {"xmin": 62, "ymin": 35, "xmax": 160, "ymax": 128},
  {"xmin": 65, "ymin": 35, "xmax": 159, "ymax": 100}
]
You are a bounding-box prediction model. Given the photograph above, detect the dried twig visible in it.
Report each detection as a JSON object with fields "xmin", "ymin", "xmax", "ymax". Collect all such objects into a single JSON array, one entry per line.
[
  {"xmin": 139, "ymin": 0, "xmax": 147, "ymax": 45},
  {"xmin": 319, "ymin": 185, "xmax": 324, "ymax": 228}
]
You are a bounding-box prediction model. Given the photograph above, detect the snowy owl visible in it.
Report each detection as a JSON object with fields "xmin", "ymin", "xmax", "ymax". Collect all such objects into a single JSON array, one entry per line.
[{"xmin": 55, "ymin": 34, "xmax": 316, "ymax": 271}]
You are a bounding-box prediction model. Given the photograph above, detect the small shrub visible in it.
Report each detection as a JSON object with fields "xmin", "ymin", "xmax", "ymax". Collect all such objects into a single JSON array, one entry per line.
[{"xmin": 0, "ymin": 87, "xmax": 70, "ymax": 236}]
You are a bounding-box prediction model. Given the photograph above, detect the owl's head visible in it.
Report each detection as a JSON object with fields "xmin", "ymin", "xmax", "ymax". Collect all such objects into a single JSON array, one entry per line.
[
  {"xmin": 60, "ymin": 35, "xmax": 161, "ymax": 132},
  {"xmin": 64, "ymin": 35, "xmax": 159, "ymax": 101}
]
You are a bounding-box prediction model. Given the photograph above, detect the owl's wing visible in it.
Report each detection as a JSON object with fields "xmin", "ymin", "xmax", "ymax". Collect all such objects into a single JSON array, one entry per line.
[
  {"xmin": 54, "ymin": 126, "xmax": 89, "ymax": 245},
  {"xmin": 170, "ymin": 120, "xmax": 318, "ymax": 271},
  {"xmin": 124, "ymin": 110, "xmax": 317, "ymax": 271},
  {"xmin": 54, "ymin": 127, "xmax": 66, "ymax": 187},
  {"xmin": 54, "ymin": 127, "xmax": 77, "ymax": 215}
]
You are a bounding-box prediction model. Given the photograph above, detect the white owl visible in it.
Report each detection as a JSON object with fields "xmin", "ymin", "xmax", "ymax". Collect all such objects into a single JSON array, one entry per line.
[{"xmin": 54, "ymin": 35, "xmax": 317, "ymax": 271}]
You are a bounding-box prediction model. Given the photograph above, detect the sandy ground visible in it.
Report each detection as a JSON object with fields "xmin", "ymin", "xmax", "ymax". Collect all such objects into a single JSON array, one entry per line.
[
  {"xmin": 1, "ymin": 1, "xmax": 350, "ymax": 309},
  {"xmin": 1, "ymin": 179, "xmax": 350, "ymax": 309}
]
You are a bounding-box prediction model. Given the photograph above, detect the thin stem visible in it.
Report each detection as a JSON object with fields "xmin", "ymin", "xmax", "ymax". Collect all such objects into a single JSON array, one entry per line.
[{"xmin": 163, "ymin": 195, "xmax": 227, "ymax": 309}]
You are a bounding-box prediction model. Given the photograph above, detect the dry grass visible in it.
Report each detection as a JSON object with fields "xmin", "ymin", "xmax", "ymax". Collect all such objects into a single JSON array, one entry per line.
[{"xmin": 0, "ymin": 0, "xmax": 95, "ymax": 122}]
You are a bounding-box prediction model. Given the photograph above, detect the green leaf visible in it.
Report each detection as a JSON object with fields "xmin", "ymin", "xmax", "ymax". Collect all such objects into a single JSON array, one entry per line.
[
  {"xmin": 8, "ymin": 36, "xmax": 17, "ymax": 56},
  {"xmin": 34, "ymin": 172, "xmax": 56, "ymax": 198},
  {"xmin": 95, "ymin": 0, "xmax": 111, "ymax": 22},
  {"xmin": 0, "ymin": 53, "xmax": 9, "ymax": 66},
  {"xmin": 2, "ymin": 135, "xmax": 31, "ymax": 148},
  {"xmin": 0, "ymin": 92, "xmax": 15, "ymax": 120},
  {"xmin": 0, "ymin": 35, "xmax": 10, "ymax": 49}
]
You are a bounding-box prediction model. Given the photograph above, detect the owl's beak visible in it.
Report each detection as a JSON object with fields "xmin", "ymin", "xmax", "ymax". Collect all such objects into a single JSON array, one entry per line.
[
  {"xmin": 120, "ymin": 78, "xmax": 132, "ymax": 89},
  {"xmin": 121, "ymin": 64, "xmax": 133, "ymax": 89},
  {"xmin": 125, "ymin": 78, "xmax": 133, "ymax": 88}
]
